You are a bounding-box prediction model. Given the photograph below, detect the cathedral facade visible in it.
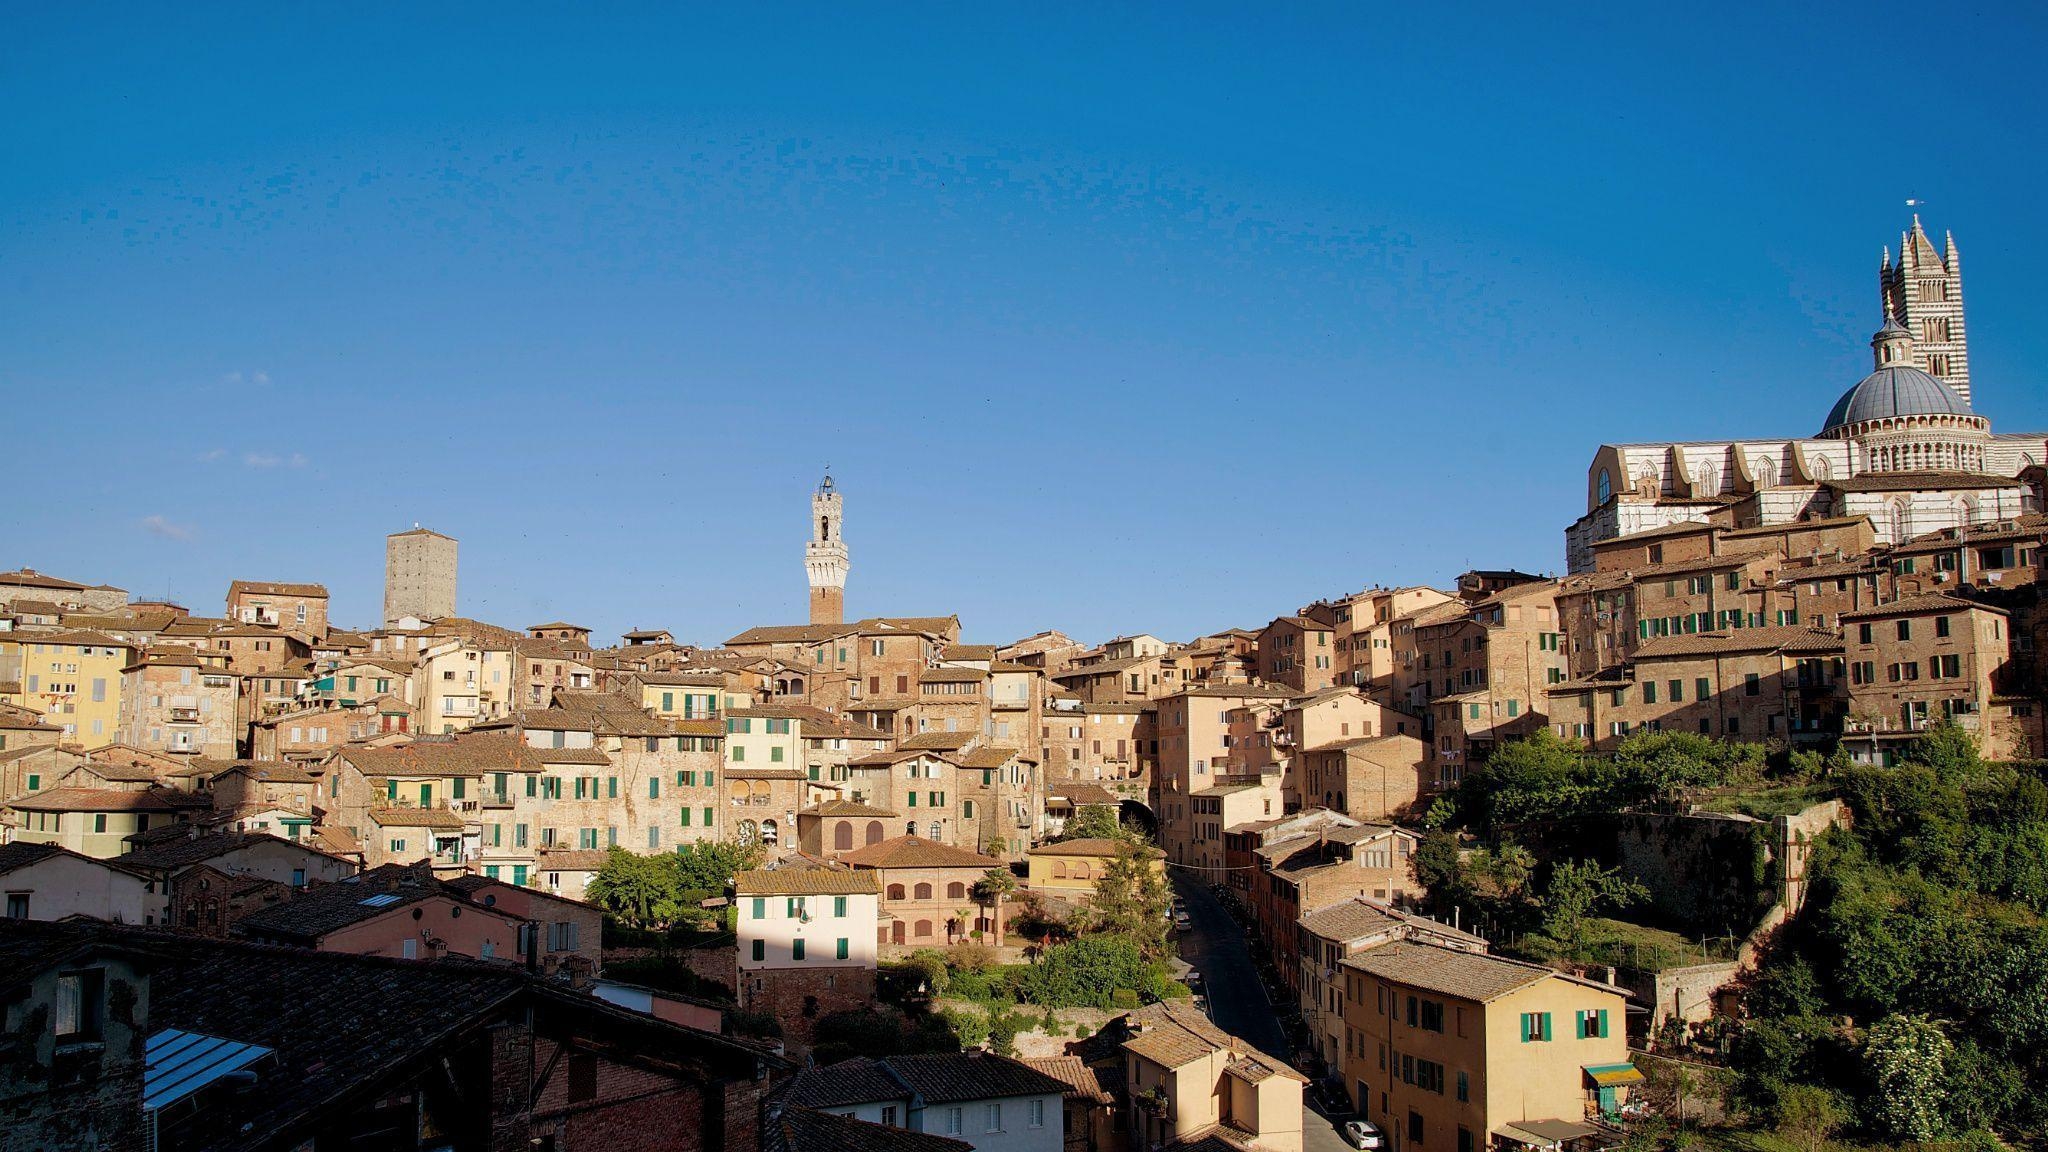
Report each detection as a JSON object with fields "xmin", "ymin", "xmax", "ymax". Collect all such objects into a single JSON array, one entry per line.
[{"xmin": 1565, "ymin": 218, "xmax": 2046, "ymax": 574}]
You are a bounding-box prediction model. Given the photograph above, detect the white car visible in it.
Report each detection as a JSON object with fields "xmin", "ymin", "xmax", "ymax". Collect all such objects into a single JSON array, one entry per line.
[
  {"xmin": 1341, "ymin": 1120, "xmax": 1385, "ymax": 1150},
  {"xmin": 1172, "ymin": 911, "xmax": 1194, "ymax": 932}
]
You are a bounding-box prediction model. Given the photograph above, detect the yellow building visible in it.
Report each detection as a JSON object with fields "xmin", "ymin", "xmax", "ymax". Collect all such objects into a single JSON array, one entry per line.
[
  {"xmin": 1340, "ymin": 941, "xmax": 1637, "ymax": 1152},
  {"xmin": 1122, "ymin": 1000, "xmax": 1307, "ymax": 1152},
  {"xmin": 724, "ymin": 705, "xmax": 806, "ymax": 770},
  {"xmin": 637, "ymin": 672, "xmax": 727, "ymax": 721},
  {"xmin": 1024, "ymin": 837, "xmax": 1164, "ymax": 894},
  {"xmin": 0, "ymin": 631, "xmax": 136, "ymax": 750}
]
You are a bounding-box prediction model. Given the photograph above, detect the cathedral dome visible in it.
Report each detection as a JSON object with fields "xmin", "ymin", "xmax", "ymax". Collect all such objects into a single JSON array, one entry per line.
[{"xmin": 1819, "ymin": 365, "xmax": 1972, "ymax": 435}]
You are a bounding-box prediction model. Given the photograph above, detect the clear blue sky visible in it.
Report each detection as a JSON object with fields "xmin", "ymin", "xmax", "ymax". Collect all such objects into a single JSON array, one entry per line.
[{"xmin": 5, "ymin": 3, "xmax": 2045, "ymax": 646}]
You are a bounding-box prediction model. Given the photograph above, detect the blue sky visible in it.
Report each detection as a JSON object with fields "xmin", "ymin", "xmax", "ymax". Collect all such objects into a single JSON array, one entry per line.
[{"xmin": 5, "ymin": 3, "xmax": 2045, "ymax": 646}]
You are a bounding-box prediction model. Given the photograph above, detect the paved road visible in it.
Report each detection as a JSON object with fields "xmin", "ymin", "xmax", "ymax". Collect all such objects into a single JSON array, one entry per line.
[{"xmin": 1172, "ymin": 876, "xmax": 1352, "ymax": 1152}]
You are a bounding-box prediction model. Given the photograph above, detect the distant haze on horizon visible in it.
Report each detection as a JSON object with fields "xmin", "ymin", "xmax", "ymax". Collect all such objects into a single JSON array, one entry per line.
[{"xmin": 4, "ymin": 3, "xmax": 2044, "ymax": 645}]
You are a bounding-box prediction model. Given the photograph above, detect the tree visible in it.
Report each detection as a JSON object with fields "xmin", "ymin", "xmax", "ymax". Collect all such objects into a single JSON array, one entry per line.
[
  {"xmin": 586, "ymin": 847, "xmax": 672, "ymax": 927},
  {"xmin": 1082, "ymin": 842, "xmax": 1173, "ymax": 955},
  {"xmin": 1539, "ymin": 858, "xmax": 1648, "ymax": 953},
  {"xmin": 974, "ymin": 868, "xmax": 1019, "ymax": 947},
  {"xmin": 1016, "ymin": 934, "xmax": 1177, "ymax": 1008},
  {"xmin": 1774, "ymin": 1084, "xmax": 1846, "ymax": 1152},
  {"xmin": 1611, "ymin": 730, "xmax": 1764, "ymax": 807},
  {"xmin": 1863, "ymin": 1013, "xmax": 1952, "ymax": 1143},
  {"xmin": 1060, "ymin": 804, "xmax": 1127, "ymax": 842}
]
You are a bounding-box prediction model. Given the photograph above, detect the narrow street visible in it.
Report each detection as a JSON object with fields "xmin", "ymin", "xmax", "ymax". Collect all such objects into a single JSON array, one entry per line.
[{"xmin": 1172, "ymin": 875, "xmax": 1352, "ymax": 1152}]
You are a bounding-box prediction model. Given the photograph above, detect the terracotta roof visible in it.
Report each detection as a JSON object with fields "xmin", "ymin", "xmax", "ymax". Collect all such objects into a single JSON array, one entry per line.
[
  {"xmin": 727, "ymin": 623, "xmax": 859, "ymax": 646},
  {"xmin": 533, "ymin": 746, "xmax": 612, "ymax": 766},
  {"xmin": 734, "ymin": 866, "xmax": 879, "ymax": 896},
  {"xmin": 1019, "ymin": 1055, "xmax": 1115, "ymax": 1104},
  {"xmin": 882, "ymin": 1052, "xmax": 1071, "ymax": 1104},
  {"xmin": 236, "ymin": 866, "xmax": 473, "ymax": 941},
  {"xmin": 786, "ymin": 1057, "xmax": 911, "ymax": 1109},
  {"xmin": 838, "ymin": 834, "xmax": 1002, "ymax": 871},
  {"xmin": 1632, "ymin": 625, "xmax": 1842, "ymax": 659},
  {"xmin": 1840, "ymin": 593, "xmax": 2004, "ymax": 621},
  {"xmin": 1342, "ymin": 940, "xmax": 1568, "ymax": 1002},
  {"xmin": 634, "ymin": 671, "xmax": 729, "ymax": 686},
  {"xmin": 114, "ymin": 830, "xmax": 344, "ymax": 873},
  {"xmin": 802, "ymin": 799, "xmax": 901, "ymax": 818},
  {"xmin": 0, "ymin": 840, "xmax": 147, "ymax": 878},
  {"xmin": 1827, "ymin": 471, "xmax": 2017, "ymax": 493},
  {"xmin": 1121, "ymin": 1001, "xmax": 1306, "ymax": 1082},
  {"xmin": 949, "ymin": 747, "xmax": 1023, "ymax": 770},
  {"xmin": 1047, "ymin": 782, "xmax": 1121, "ymax": 806},
  {"xmin": 341, "ymin": 734, "xmax": 544, "ymax": 778},
  {"xmin": 1592, "ymin": 521, "xmax": 1718, "ymax": 547},
  {"xmin": 0, "ymin": 569, "xmax": 88, "ymax": 591},
  {"xmin": 536, "ymin": 847, "xmax": 609, "ymax": 871},
  {"xmin": 369, "ymin": 807, "xmax": 466, "ymax": 830},
  {"xmin": 901, "ymin": 732, "xmax": 977, "ymax": 751},
  {"xmin": 8, "ymin": 787, "xmax": 205, "ymax": 813},
  {"xmin": 1299, "ymin": 897, "xmax": 1487, "ymax": 947},
  {"xmin": 228, "ymin": 581, "xmax": 328, "ymax": 599},
  {"xmin": 1029, "ymin": 838, "xmax": 1160, "ymax": 858},
  {"xmin": 918, "ymin": 667, "xmax": 987, "ymax": 684},
  {"xmin": 1172, "ymin": 684, "xmax": 1296, "ymax": 700}
]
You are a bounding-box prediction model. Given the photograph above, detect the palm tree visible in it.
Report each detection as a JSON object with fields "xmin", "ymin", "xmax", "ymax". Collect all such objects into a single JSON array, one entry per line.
[{"xmin": 974, "ymin": 868, "xmax": 1019, "ymax": 947}]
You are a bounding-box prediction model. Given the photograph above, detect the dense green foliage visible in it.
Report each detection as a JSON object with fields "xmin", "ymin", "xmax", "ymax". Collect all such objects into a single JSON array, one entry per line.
[
  {"xmin": 1730, "ymin": 724, "xmax": 2048, "ymax": 1143},
  {"xmin": 1454, "ymin": 729, "xmax": 1771, "ymax": 837},
  {"xmin": 1058, "ymin": 803, "xmax": 1128, "ymax": 842},
  {"xmin": 585, "ymin": 840, "xmax": 765, "ymax": 928},
  {"xmin": 1014, "ymin": 933, "xmax": 1186, "ymax": 1008},
  {"xmin": 1077, "ymin": 841, "xmax": 1174, "ymax": 955}
]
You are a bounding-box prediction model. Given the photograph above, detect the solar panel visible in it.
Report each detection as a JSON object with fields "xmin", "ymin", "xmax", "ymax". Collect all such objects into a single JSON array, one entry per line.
[
  {"xmin": 144, "ymin": 1028, "xmax": 275, "ymax": 1110},
  {"xmin": 358, "ymin": 892, "xmax": 403, "ymax": 907}
]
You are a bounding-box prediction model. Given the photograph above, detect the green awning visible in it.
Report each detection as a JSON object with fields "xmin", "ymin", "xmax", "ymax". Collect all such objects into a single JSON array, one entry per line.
[{"xmin": 1584, "ymin": 1062, "xmax": 1644, "ymax": 1087}]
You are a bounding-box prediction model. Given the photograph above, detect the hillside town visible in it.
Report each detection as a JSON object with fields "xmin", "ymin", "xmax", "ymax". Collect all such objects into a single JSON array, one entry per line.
[{"xmin": 3, "ymin": 222, "xmax": 2046, "ymax": 1151}]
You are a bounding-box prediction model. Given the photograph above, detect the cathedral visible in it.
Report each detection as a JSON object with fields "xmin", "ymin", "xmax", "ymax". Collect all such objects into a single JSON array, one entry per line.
[{"xmin": 1565, "ymin": 217, "xmax": 2046, "ymax": 573}]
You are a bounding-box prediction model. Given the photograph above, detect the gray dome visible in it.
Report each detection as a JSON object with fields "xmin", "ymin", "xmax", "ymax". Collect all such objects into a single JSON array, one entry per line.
[{"xmin": 1820, "ymin": 366, "xmax": 1972, "ymax": 434}]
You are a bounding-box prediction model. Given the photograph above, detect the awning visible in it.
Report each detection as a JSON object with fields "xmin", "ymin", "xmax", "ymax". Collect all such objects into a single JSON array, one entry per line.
[
  {"xmin": 1584, "ymin": 1062, "xmax": 1645, "ymax": 1087},
  {"xmin": 1498, "ymin": 1119, "xmax": 1599, "ymax": 1148}
]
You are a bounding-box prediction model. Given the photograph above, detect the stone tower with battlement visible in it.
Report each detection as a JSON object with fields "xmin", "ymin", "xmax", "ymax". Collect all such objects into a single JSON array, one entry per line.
[
  {"xmin": 805, "ymin": 476, "xmax": 848, "ymax": 625},
  {"xmin": 1882, "ymin": 215, "xmax": 1971, "ymax": 406}
]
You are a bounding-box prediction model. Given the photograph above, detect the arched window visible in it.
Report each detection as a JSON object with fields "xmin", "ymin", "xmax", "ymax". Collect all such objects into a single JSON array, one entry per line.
[
  {"xmin": 946, "ymin": 882, "xmax": 966, "ymax": 899},
  {"xmin": 907, "ymin": 821, "xmax": 918, "ymax": 836},
  {"xmin": 1890, "ymin": 500, "xmax": 1910, "ymax": 542},
  {"xmin": 1596, "ymin": 468, "xmax": 1612, "ymax": 505},
  {"xmin": 1053, "ymin": 860, "xmax": 1069, "ymax": 879},
  {"xmin": 914, "ymin": 919, "xmax": 933, "ymax": 938},
  {"xmin": 761, "ymin": 819, "xmax": 778, "ymax": 845},
  {"xmin": 834, "ymin": 823, "xmax": 853, "ymax": 851},
  {"xmin": 887, "ymin": 883, "xmax": 906, "ymax": 900},
  {"xmin": 1073, "ymin": 862, "xmax": 1092, "ymax": 880},
  {"xmin": 866, "ymin": 820, "xmax": 884, "ymax": 845},
  {"xmin": 914, "ymin": 882, "xmax": 933, "ymax": 900}
]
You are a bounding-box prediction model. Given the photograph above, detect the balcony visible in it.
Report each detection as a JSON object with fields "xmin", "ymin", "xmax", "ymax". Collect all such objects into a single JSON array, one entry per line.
[
  {"xmin": 991, "ymin": 694, "xmax": 1031, "ymax": 710},
  {"xmin": 167, "ymin": 707, "xmax": 201, "ymax": 723}
]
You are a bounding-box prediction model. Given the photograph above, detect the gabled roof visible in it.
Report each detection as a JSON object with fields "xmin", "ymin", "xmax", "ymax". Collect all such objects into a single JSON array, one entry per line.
[
  {"xmin": 8, "ymin": 787, "xmax": 206, "ymax": 813},
  {"xmin": 1840, "ymin": 593, "xmax": 2004, "ymax": 621},
  {"xmin": 339, "ymin": 733, "xmax": 544, "ymax": 778},
  {"xmin": 785, "ymin": 1057, "xmax": 910, "ymax": 1109},
  {"xmin": 234, "ymin": 865, "xmax": 468, "ymax": 942},
  {"xmin": 837, "ymin": 834, "xmax": 1002, "ymax": 871},
  {"xmin": 735, "ymin": 866, "xmax": 879, "ymax": 896},
  {"xmin": 801, "ymin": 799, "xmax": 900, "ymax": 818},
  {"xmin": 882, "ymin": 1052, "xmax": 1071, "ymax": 1103},
  {"xmin": 900, "ymin": 731, "xmax": 977, "ymax": 751},
  {"xmin": 1342, "ymin": 940, "xmax": 1606, "ymax": 1003},
  {"xmin": 228, "ymin": 581, "xmax": 328, "ymax": 599},
  {"xmin": 0, "ymin": 840, "xmax": 151, "ymax": 879},
  {"xmin": 1632, "ymin": 625, "xmax": 1842, "ymax": 659},
  {"xmin": 772, "ymin": 1108, "xmax": 972, "ymax": 1152},
  {"xmin": 114, "ymin": 830, "xmax": 351, "ymax": 873}
]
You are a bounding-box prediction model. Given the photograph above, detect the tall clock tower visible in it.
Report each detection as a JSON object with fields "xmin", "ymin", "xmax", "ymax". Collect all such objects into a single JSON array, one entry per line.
[{"xmin": 805, "ymin": 475, "xmax": 848, "ymax": 625}]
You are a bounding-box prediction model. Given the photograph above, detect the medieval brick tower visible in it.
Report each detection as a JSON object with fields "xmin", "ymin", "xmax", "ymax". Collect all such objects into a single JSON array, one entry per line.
[
  {"xmin": 805, "ymin": 475, "xmax": 848, "ymax": 625},
  {"xmin": 1882, "ymin": 215, "xmax": 1971, "ymax": 406}
]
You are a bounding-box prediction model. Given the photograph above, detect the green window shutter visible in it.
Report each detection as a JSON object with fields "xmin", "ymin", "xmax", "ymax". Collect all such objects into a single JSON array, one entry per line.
[
  {"xmin": 525, "ymin": 775, "xmax": 537, "ymax": 797},
  {"xmin": 662, "ymin": 692, "xmax": 673, "ymax": 710},
  {"xmin": 607, "ymin": 777, "xmax": 618, "ymax": 798},
  {"xmin": 387, "ymin": 780, "xmax": 398, "ymax": 800},
  {"xmin": 732, "ymin": 746, "xmax": 745, "ymax": 762},
  {"xmin": 834, "ymin": 896, "xmax": 847, "ymax": 917},
  {"xmin": 680, "ymin": 807, "xmax": 692, "ymax": 827},
  {"xmin": 703, "ymin": 807, "xmax": 714, "ymax": 827},
  {"xmin": 837, "ymin": 938, "xmax": 849, "ymax": 960},
  {"xmin": 1696, "ymin": 678, "xmax": 1710, "ymax": 700},
  {"xmin": 1575, "ymin": 1011, "xmax": 1586, "ymax": 1039},
  {"xmin": 1597, "ymin": 1009, "xmax": 1608, "ymax": 1037},
  {"xmin": 453, "ymin": 778, "xmax": 466, "ymax": 799},
  {"xmin": 649, "ymin": 779, "xmax": 660, "ymax": 798},
  {"xmin": 752, "ymin": 939, "xmax": 764, "ymax": 961},
  {"xmin": 907, "ymin": 792, "xmax": 917, "ymax": 808},
  {"xmin": 1541, "ymin": 1012, "xmax": 1552, "ymax": 1041},
  {"xmin": 792, "ymin": 938, "xmax": 805, "ymax": 961}
]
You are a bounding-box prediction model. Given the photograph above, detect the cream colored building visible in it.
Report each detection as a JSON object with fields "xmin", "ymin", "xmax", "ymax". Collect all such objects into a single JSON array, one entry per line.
[
  {"xmin": 0, "ymin": 631, "xmax": 135, "ymax": 749},
  {"xmin": 1122, "ymin": 1000, "xmax": 1307, "ymax": 1152},
  {"xmin": 1341, "ymin": 942, "xmax": 1636, "ymax": 1152}
]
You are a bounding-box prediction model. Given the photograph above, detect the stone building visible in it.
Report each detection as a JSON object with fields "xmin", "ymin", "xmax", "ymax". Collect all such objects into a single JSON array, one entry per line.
[
  {"xmin": 1841, "ymin": 594, "xmax": 2037, "ymax": 760},
  {"xmin": 806, "ymin": 474, "xmax": 850, "ymax": 626},
  {"xmin": 225, "ymin": 580, "xmax": 329, "ymax": 637},
  {"xmin": 1566, "ymin": 220, "xmax": 2044, "ymax": 575},
  {"xmin": 117, "ymin": 651, "xmax": 239, "ymax": 758},
  {"xmin": 838, "ymin": 834, "xmax": 1011, "ymax": 948},
  {"xmin": 1256, "ymin": 615, "xmax": 1339, "ymax": 693},
  {"xmin": 734, "ymin": 865, "xmax": 880, "ymax": 1053},
  {"xmin": 384, "ymin": 525, "xmax": 458, "ymax": 625}
]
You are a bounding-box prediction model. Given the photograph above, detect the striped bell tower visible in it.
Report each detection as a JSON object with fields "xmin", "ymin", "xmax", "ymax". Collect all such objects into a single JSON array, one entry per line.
[{"xmin": 1881, "ymin": 215, "xmax": 1971, "ymax": 406}]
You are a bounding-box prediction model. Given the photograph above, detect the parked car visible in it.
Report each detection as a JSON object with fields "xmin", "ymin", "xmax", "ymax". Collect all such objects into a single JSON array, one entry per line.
[
  {"xmin": 1335, "ymin": 1115, "xmax": 1384, "ymax": 1139},
  {"xmin": 1172, "ymin": 911, "xmax": 1194, "ymax": 932},
  {"xmin": 1341, "ymin": 1119, "xmax": 1385, "ymax": 1150}
]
